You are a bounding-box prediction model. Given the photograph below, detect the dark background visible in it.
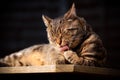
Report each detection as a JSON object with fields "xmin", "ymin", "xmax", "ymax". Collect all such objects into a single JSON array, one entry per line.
[{"xmin": 0, "ymin": 0, "xmax": 120, "ymax": 69}]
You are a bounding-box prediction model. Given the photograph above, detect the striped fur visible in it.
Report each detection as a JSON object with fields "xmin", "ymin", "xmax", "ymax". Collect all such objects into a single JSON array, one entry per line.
[
  {"xmin": 0, "ymin": 44, "xmax": 66, "ymax": 66},
  {"xmin": 0, "ymin": 3, "xmax": 107, "ymax": 67}
]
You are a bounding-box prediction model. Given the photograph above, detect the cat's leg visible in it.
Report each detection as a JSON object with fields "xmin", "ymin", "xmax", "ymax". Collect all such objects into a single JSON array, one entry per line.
[
  {"xmin": 49, "ymin": 54, "xmax": 66, "ymax": 64},
  {"xmin": 56, "ymin": 55, "xmax": 66, "ymax": 64},
  {"xmin": 0, "ymin": 55, "xmax": 23, "ymax": 67},
  {"xmin": 64, "ymin": 50, "xmax": 98, "ymax": 66},
  {"xmin": 64, "ymin": 50, "xmax": 81, "ymax": 64},
  {"xmin": 0, "ymin": 59, "xmax": 11, "ymax": 67},
  {"xmin": 0, "ymin": 52, "xmax": 44, "ymax": 66}
]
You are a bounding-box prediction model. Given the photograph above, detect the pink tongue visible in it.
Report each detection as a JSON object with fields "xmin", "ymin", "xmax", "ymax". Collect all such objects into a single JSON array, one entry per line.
[{"xmin": 60, "ymin": 46, "xmax": 69, "ymax": 52}]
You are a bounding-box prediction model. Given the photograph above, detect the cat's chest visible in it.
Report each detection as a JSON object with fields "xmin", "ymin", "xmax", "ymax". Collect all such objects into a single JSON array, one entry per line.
[{"xmin": 72, "ymin": 46, "xmax": 82, "ymax": 55}]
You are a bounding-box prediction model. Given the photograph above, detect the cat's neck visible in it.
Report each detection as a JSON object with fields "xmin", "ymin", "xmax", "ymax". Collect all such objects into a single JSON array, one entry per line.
[{"xmin": 72, "ymin": 31, "xmax": 90, "ymax": 52}]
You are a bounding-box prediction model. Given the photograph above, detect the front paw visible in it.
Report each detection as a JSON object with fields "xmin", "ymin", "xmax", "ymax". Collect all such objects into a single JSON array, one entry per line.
[
  {"xmin": 63, "ymin": 50, "xmax": 80, "ymax": 64},
  {"xmin": 56, "ymin": 55, "xmax": 66, "ymax": 64}
]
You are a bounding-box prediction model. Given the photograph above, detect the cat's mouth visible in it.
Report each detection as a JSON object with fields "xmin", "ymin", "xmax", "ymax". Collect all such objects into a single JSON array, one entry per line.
[{"xmin": 59, "ymin": 45, "xmax": 69, "ymax": 52}]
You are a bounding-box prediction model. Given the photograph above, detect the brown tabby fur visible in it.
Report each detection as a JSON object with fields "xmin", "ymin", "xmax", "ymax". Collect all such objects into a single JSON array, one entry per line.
[{"xmin": 0, "ymin": 3, "xmax": 107, "ymax": 67}]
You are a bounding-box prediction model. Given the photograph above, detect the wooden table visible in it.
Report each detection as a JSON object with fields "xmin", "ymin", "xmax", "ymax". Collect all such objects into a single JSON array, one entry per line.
[{"xmin": 0, "ymin": 65, "xmax": 120, "ymax": 80}]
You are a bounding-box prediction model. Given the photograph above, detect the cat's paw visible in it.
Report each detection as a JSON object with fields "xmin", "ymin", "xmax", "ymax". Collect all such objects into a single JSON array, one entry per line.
[
  {"xmin": 63, "ymin": 50, "xmax": 80, "ymax": 64},
  {"xmin": 55, "ymin": 55, "xmax": 66, "ymax": 64}
]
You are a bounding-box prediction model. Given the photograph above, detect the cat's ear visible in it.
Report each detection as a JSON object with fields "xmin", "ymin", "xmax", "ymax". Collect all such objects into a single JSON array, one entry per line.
[
  {"xmin": 42, "ymin": 15, "xmax": 52, "ymax": 27},
  {"xmin": 64, "ymin": 3, "xmax": 77, "ymax": 19}
]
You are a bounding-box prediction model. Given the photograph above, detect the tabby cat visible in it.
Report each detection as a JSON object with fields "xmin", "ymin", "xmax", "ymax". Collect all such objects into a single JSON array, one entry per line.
[{"xmin": 0, "ymin": 3, "xmax": 107, "ymax": 67}]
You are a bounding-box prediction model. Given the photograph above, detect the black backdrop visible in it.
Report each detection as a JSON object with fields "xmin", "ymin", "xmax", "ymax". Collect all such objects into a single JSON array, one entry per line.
[{"xmin": 0, "ymin": 0, "xmax": 120, "ymax": 69}]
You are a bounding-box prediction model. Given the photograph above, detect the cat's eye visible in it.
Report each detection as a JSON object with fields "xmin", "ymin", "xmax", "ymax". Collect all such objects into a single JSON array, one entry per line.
[
  {"xmin": 67, "ymin": 27, "xmax": 78, "ymax": 30},
  {"xmin": 67, "ymin": 19, "xmax": 73, "ymax": 22}
]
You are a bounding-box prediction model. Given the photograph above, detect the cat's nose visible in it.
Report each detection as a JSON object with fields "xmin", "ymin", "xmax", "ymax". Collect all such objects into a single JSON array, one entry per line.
[
  {"xmin": 56, "ymin": 39, "xmax": 61, "ymax": 46},
  {"xmin": 60, "ymin": 41, "xmax": 69, "ymax": 47}
]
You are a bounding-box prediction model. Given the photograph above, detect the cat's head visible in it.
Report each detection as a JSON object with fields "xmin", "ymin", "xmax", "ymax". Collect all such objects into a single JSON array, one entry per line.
[{"xmin": 42, "ymin": 3, "xmax": 89, "ymax": 51}]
